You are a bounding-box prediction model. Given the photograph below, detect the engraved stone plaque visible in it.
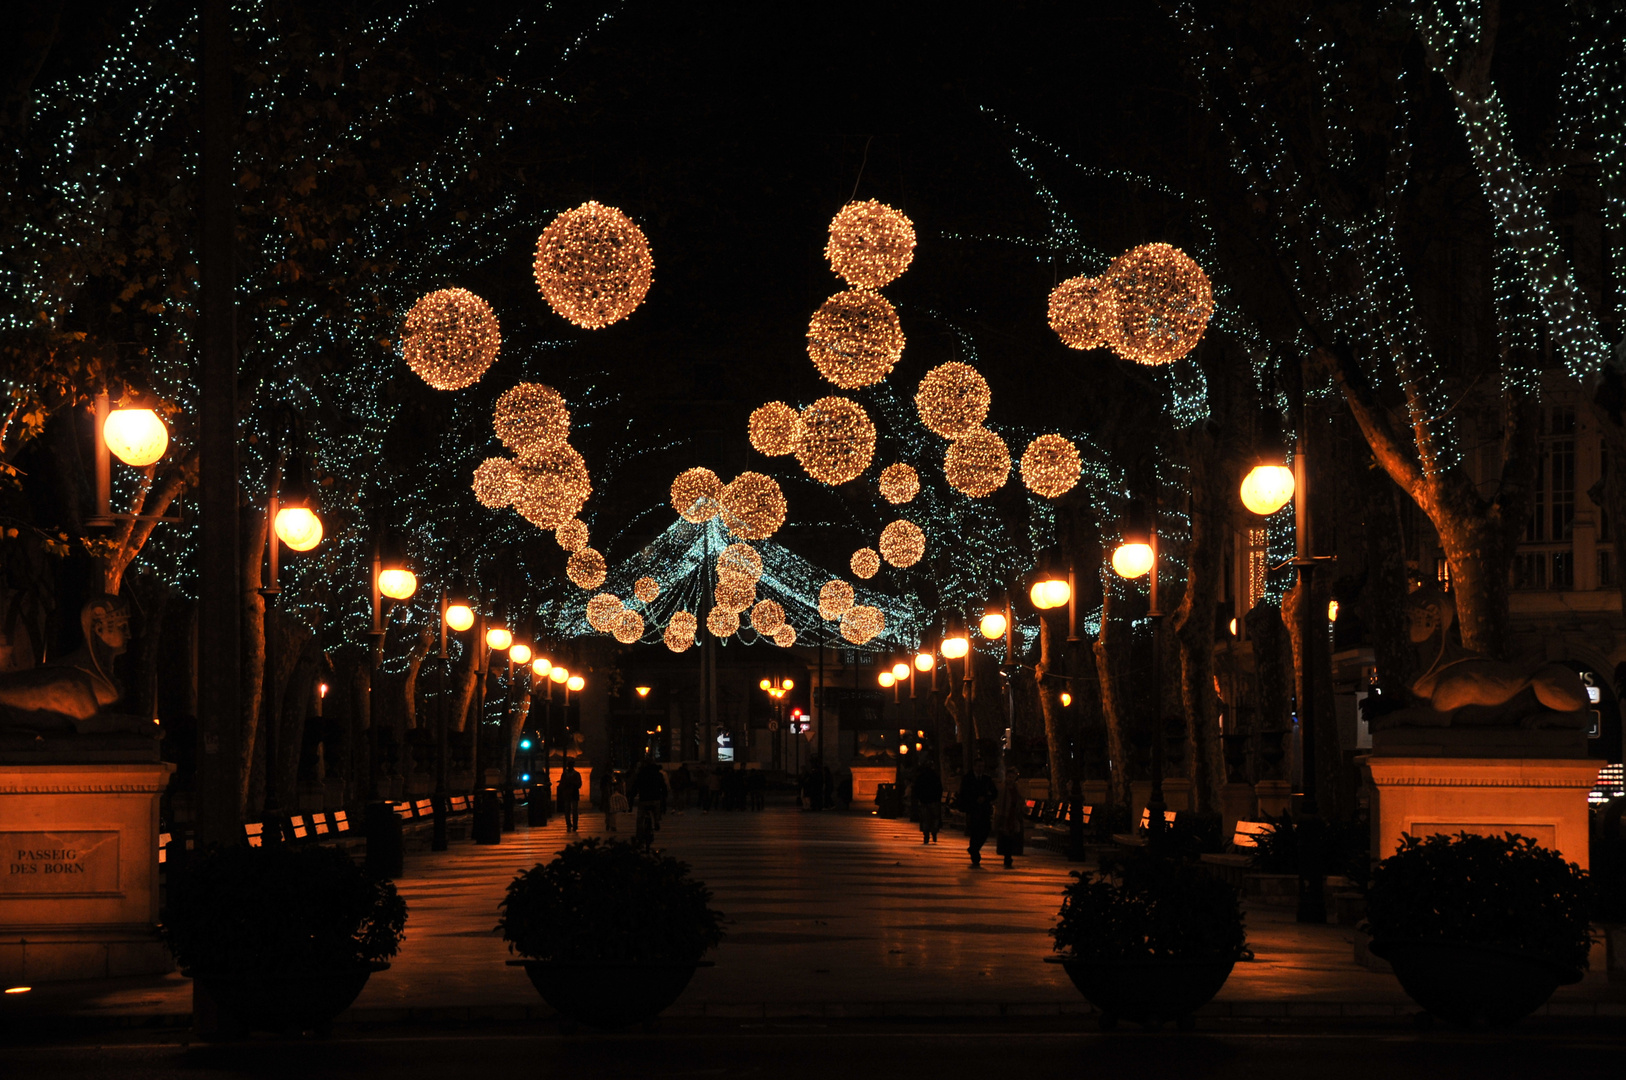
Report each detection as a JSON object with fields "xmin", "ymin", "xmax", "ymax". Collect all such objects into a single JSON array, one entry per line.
[{"xmin": 1, "ymin": 831, "xmax": 121, "ymax": 896}]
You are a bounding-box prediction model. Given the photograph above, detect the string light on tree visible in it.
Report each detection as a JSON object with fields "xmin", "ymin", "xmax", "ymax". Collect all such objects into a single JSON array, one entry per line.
[
  {"xmin": 1020, "ymin": 434, "xmax": 1082, "ymax": 498},
  {"xmin": 472, "ymin": 457, "xmax": 519, "ymax": 508},
  {"xmin": 707, "ymin": 606, "xmax": 741, "ymax": 638},
  {"xmin": 819, "ymin": 579, "xmax": 856, "ymax": 621},
  {"xmin": 824, "ymin": 200, "xmax": 916, "ymax": 288},
  {"xmin": 556, "ymin": 518, "xmax": 589, "ymax": 552},
  {"xmin": 665, "ymin": 611, "xmax": 697, "ymax": 653},
  {"xmin": 944, "ymin": 428, "xmax": 1011, "ymax": 497},
  {"xmin": 671, "ymin": 467, "xmax": 723, "ymax": 523},
  {"xmin": 748, "ymin": 402, "xmax": 802, "ymax": 457},
  {"xmin": 878, "ymin": 519, "xmax": 925, "ymax": 568},
  {"xmin": 751, "ymin": 599, "xmax": 786, "ymax": 635},
  {"xmin": 633, "ymin": 576, "xmax": 661, "ymax": 603},
  {"xmin": 1102, "ymin": 243, "xmax": 1214, "ymax": 365},
  {"xmin": 401, "ymin": 287, "xmax": 501, "ymax": 391},
  {"xmin": 493, "ymin": 383, "xmax": 571, "ymax": 458},
  {"xmin": 566, "ymin": 546, "xmax": 607, "ymax": 589},
  {"xmin": 806, "ymin": 289, "xmax": 905, "ymax": 389},
  {"xmin": 914, "ymin": 362, "xmax": 991, "ymax": 439},
  {"xmin": 878, "ymin": 463, "xmax": 919, "ymax": 504},
  {"xmin": 840, "ymin": 604, "xmax": 885, "ymax": 644},
  {"xmin": 850, "ymin": 547, "xmax": 880, "ymax": 579},
  {"xmin": 719, "ymin": 472, "xmax": 788, "ymax": 540},
  {"xmin": 510, "ymin": 445, "xmax": 591, "ymax": 529},
  {"xmin": 1047, "ymin": 275, "xmax": 1121, "ymax": 351},
  {"xmin": 532, "ymin": 201, "xmax": 653, "ymax": 329},
  {"xmin": 796, "ymin": 396, "xmax": 876, "ymax": 485}
]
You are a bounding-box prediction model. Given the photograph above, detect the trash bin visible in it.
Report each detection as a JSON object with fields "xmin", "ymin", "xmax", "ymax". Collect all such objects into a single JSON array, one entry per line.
[
  {"xmin": 364, "ymin": 801, "xmax": 404, "ymax": 878},
  {"xmin": 875, "ymin": 782, "xmax": 902, "ymax": 819},
  {"xmin": 473, "ymin": 788, "xmax": 503, "ymax": 845}
]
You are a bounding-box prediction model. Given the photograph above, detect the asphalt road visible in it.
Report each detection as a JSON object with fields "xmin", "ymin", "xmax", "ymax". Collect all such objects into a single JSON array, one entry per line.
[{"xmin": 2, "ymin": 1022, "xmax": 1621, "ymax": 1080}]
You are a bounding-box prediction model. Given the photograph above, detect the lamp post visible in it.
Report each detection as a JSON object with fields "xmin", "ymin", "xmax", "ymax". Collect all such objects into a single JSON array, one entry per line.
[
  {"xmin": 1031, "ymin": 568, "xmax": 1084, "ymax": 860},
  {"xmin": 940, "ymin": 626, "xmax": 971, "ymax": 774},
  {"xmin": 1111, "ymin": 493, "xmax": 1167, "ymax": 847},
  {"xmin": 433, "ymin": 597, "xmax": 474, "ymax": 851},
  {"xmin": 502, "ymin": 642, "xmax": 532, "ymax": 833}
]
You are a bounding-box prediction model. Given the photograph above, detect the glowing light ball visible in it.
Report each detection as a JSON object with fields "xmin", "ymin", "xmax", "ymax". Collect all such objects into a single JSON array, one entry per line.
[
  {"xmin": 533, "ymin": 658, "xmax": 553, "ymax": 677},
  {"xmin": 979, "ymin": 611, "xmax": 1008, "ymax": 639},
  {"xmin": 773, "ymin": 624, "xmax": 798, "ymax": 648},
  {"xmin": 944, "ymin": 428, "xmax": 1010, "ymax": 497},
  {"xmin": 1111, "ymin": 541, "xmax": 1155, "ymax": 579},
  {"xmin": 510, "ymin": 445, "xmax": 591, "ymax": 529},
  {"xmin": 1029, "ymin": 579, "xmax": 1070, "ymax": 610},
  {"xmin": 567, "ymin": 675, "xmax": 585, "ymax": 692},
  {"xmin": 472, "ymin": 457, "xmax": 519, "ymax": 509},
  {"xmin": 850, "ymin": 547, "xmax": 880, "ymax": 579},
  {"xmin": 707, "ymin": 606, "xmax": 741, "ymax": 638},
  {"xmin": 378, "ymin": 569, "xmax": 417, "ymax": 600},
  {"xmin": 819, "ymin": 580, "xmax": 856, "ymax": 621},
  {"xmin": 879, "ymin": 671, "xmax": 895, "ymax": 688},
  {"xmin": 633, "ymin": 576, "xmax": 660, "ymax": 603},
  {"xmin": 566, "ymin": 546, "xmax": 607, "ymax": 589},
  {"xmin": 532, "ymin": 201, "xmax": 653, "ymax": 329},
  {"xmin": 892, "ymin": 662, "xmax": 910, "ymax": 681},
  {"xmin": 714, "ymin": 577, "xmax": 756, "ymax": 614},
  {"xmin": 1047, "ymin": 275, "xmax": 1121, "ymax": 351},
  {"xmin": 878, "ymin": 463, "xmax": 919, "ymax": 505},
  {"xmin": 556, "ymin": 518, "xmax": 589, "ymax": 552},
  {"xmin": 509, "ymin": 643, "xmax": 533, "ymax": 665},
  {"xmin": 445, "ymin": 603, "xmax": 476, "ymax": 632},
  {"xmin": 587, "ymin": 593, "xmax": 624, "ymax": 632},
  {"xmin": 613, "ymin": 609, "xmax": 645, "ymax": 644},
  {"xmin": 751, "ymin": 599, "xmax": 786, "ymax": 636},
  {"xmin": 1103, "ymin": 243, "xmax": 1214, "ymax": 365},
  {"xmin": 1020, "ymin": 434, "xmax": 1082, "ymax": 499},
  {"xmin": 914, "ymin": 362, "xmax": 990, "ymax": 439},
  {"xmin": 665, "ymin": 610, "xmax": 697, "ymax": 653},
  {"xmin": 671, "ymin": 467, "xmax": 723, "ymax": 523},
  {"xmin": 825, "ymin": 200, "xmax": 916, "ymax": 288},
  {"xmin": 401, "ymin": 287, "xmax": 500, "ymax": 390},
  {"xmin": 102, "ymin": 408, "xmax": 169, "ymax": 466},
  {"xmin": 840, "ymin": 604, "xmax": 885, "ymax": 645},
  {"xmin": 273, "ymin": 506, "xmax": 322, "ymax": 552},
  {"xmin": 914, "ymin": 651, "xmax": 934, "ymax": 672},
  {"xmin": 748, "ymin": 401, "xmax": 802, "ymax": 457},
  {"xmin": 806, "ymin": 289, "xmax": 905, "ymax": 389},
  {"xmin": 796, "ymin": 396, "xmax": 876, "ymax": 486},
  {"xmin": 878, "ymin": 519, "xmax": 925, "ymax": 568},
  {"xmin": 716, "ymin": 543, "xmax": 763, "ymax": 584},
  {"xmin": 494, "ymin": 383, "xmax": 571, "ymax": 458},
  {"xmin": 940, "ymin": 636, "xmax": 969, "ymax": 660},
  {"xmin": 486, "ymin": 627, "xmax": 513, "ymax": 650},
  {"xmin": 719, "ymin": 471, "xmax": 788, "ymax": 540},
  {"xmin": 1240, "ymin": 464, "xmax": 1295, "ymax": 516},
  {"xmin": 550, "ymin": 665, "xmax": 569, "ymax": 684}
]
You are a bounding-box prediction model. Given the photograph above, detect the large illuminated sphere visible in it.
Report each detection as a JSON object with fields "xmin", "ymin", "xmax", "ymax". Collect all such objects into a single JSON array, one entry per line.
[
  {"xmin": 511, "ymin": 445, "xmax": 592, "ymax": 529},
  {"xmin": 532, "ymin": 201, "xmax": 653, "ymax": 329},
  {"xmin": 850, "ymin": 547, "xmax": 880, "ymax": 579},
  {"xmin": 840, "ymin": 604, "xmax": 885, "ymax": 645},
  {"xmin": 914, "ymin": 651, "xmax": 934, "ymax": 672},
  {"xmin": 509, "ymin": 643, "xmax": 533, "ymax": 665},
  {"xmin": 1240, "ymin": 464, "xmax": 1295, "ymax": 516},
  {"xmin": 472, "ymin": 457, "xmax": 519, "ymax": 509},
  {"xmin": 402, "ymin": 287, "xmax": 500, "ymax": 390},
  {"xmin": 819, "ymin": 580, "xmax": 856, "ymax": 621},
  {"xmin": 586, "ymin": 593, "xmax": 624, "ymax": 632},
  {"xmin": 796, "ymin": 396, "xmax": 876, "ymax": 486},
  {"xmin": 878, "ymin": 519, "xmax": 925, "ymax": 568},
  {"xmin": 445, "ymin": 603, "xmax": 476, "ymax": 632},
  {"xmin": 714, "ymin": 576, "xmax": 756, "ymax": 614},
  {"xmin": 567, "ymin": 546, "xmax": 608, "ymax": 589},
  {"xmin": 665, "ymin": 610, "xmax": 698, "ymax": 653},
  {"xmin": 567, "ymin": 675, "xmax": 585, "ymax": 692},
  {"xmin": 915, "ymin": 362, "xmax": 990, "ymax": 439},
  {"xmin": 378, "ymin": 569, "xmax": 417, "ymax": 600},
  {"xmin": 613, "ymin": 610, "xmax": 645, "ymax": 644},
  {"xmin": 878, "ymin": 463, "xmax": 919, "ymax": 505},
  {"xmin": 940, "ymin": 636, "xmax": 969, "ymax": 660},
  {"xmin": 1103, "ymin": 243, "xmax": 1214, "ymax": 365},
  {"xmin": 1020, "ymin": 434, "xmax": 1082, "ymax": 499},
  {"xmin": 273, "ymin": 506, "xmax": 323, "ymax": 551},
  {"xmin": 671, "ymin": 467, "xmax": 723, "ymax": 523},
  {"xmin": 1111, "ymin": 542, "xmax": 1155, "ymax": 579},
  {"xmin": 751, "ymin": 599, "xmax": 786, "ymax": 636},
  {"xmin": 707, "ymin": 606, "xmax": 741, "ymax": 638},
  {"xmin": 1029, "ymin": 579, "xmax": 1070, "ymax": 610},
  {"xmin": 103, "ymin": 408, "xmax": 169, "ymax": 466},
  {"xmin": 494, "ymin": 383, "xmax": 571, "ymax": 458},
  {"xmin": 944, "ymin": 428, "xmax": 1010, "ymax": 497},
  {"xmin": 1047, "ymin": 275, "xmax": 1121, "ymax": 351},
  {"xmin": 720, "ymin": 472, "xmax": 787, "ymax": 540},
  {"xmin": 716, "ymin": 542, "xmax": 764, "ymax": 585},
  {"xmin": 825, "ymin": 200, "xmax": 916, "ymax": 288},
  {"xmin": 486, "ymin": 627, "xmax": 513, "ymax": 650},
  {"xmin": 806, "ymin": 289, "xmax": 905, "ymax": 389},
  {"xmin": 748, "ymin": 401, "xmax": 802, "ymax": 457},
  {"xmin": 772, "ymin": 624, "xmax": 798, "ymax": 648},
  {"xmin": 633, "ymin": 576, "xmax": 660, "ymax": 603},
  {"xmin": 556, "ymin": 518, "xmax": 589, "ymax": 552},
  {"xmin": 979, "ymin": 611, "xmax": 1008, "ymax": 639}
]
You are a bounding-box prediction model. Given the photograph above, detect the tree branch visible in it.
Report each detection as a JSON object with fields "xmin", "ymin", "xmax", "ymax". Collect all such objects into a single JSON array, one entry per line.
[{"xmin": 1316, "ymin": 345, "xmax": 1426, "ymax": 501}]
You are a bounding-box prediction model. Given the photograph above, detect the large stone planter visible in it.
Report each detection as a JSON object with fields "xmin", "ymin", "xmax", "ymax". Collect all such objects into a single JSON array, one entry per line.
[
  {"xmin": 190, "ymin": 962, "xmax": 387, "ymax": 1037},
  {"xmin": 509, "ymin": 959, "xmax": 711, "ymax": 1028},
  {"xmin": 1368, "ymin": 939, "xmax": 1579, "ymax": 1026},
  {"xmin": 1046, "ymin": 955, "xmax": 1236, "ymax": 1030}
]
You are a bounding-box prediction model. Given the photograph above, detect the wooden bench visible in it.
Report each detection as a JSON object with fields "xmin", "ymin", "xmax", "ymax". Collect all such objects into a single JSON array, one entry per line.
[
  {"xmin": 1112, "ymin": 808, "xmax": 1178, "ymax": 848},
  {"xmin": 1199, "ymin": 820, "xmax": 1275, "ymax": 886}
]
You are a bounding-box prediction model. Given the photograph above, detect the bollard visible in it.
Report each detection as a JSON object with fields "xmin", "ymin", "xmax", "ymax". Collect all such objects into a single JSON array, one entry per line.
[{"xmin": 363, "ymin": 801, "xmax": 404, "ymax": 879}]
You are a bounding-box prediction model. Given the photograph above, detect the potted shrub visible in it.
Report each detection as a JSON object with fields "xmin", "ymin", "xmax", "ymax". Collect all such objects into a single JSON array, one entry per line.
[
  {"xmin": 499, "ymin": 838, "xmax": 723, "ymax": 1028},
  {"xmin": 1047, "ymin": 859, "xmax": 1247, "ymax": 1030},
  {"xmin": 1366, "ymin": 832, "xmax": 1590, "ymax": 1026},
  {"xmin": 164, "ymin": 844, "xmax": 407, "ymax": 1036}
]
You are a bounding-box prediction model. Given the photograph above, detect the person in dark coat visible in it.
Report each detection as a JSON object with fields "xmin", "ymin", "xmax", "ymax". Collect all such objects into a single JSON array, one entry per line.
[
  {"xmin": 912, "ymin": 761, "xmax": 943, "ymax": 844},
  {"xmin": 994, "ymin": 767, "xmax": 1026, "ymax": 868},
  {"xmin": 556, "ymin": 758, "xmax": 583, "ymax": 832},
  {"xmin": 958, "ymin": 762, "xmax": 997, "ymax": 867}
]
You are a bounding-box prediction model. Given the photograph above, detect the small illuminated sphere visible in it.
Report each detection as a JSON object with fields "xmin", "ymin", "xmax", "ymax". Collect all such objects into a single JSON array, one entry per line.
[
  {"xmin": 510, "ymin": 445, "xmax": 592, "ymax": 529},
  {"xmin": 818, "ymin": 580, "xmax": 855, "ymax": 621},
  {"xmin": 550, "ymin": 666, "xmax": 569, "ymax": 684},
  {"xmin": 840, "ymin": 604, "xmax": 885, "ymax": 645},
  {"xmin": 567, "ymin": 675, "xmax": 585, "ymax": 692},
  {"xmin": 532, "ymin": 201, "xmax": 653, "ymax": 329},
  {"xmin": 720, "ymin": 471, "xmax": 788, "ymax": 540},
  {"xmin": 707, "ymin": 606, "xmax": 741, "ymax": 638},
  {"xmin": 879, "ymin": 671, "xmax": 895, "ymax": 688},
  {"xmin": 892, "ymin": 662, "xmax": 910, "ymax": 681},
  {"xmin": 509, "ymin": 643, "xmax": 533, "ymax": 665},
  {"xmin": 914, "ymin": 651, "xmax": 934, "ymax": 672},
  {"xmin": 714, "ymin": 576, "xmax": 756, "ymax": 614},
  {"xmin": 1102, "ymin": 242, "xmax": 1214, "ymax": 365},
  {"xmin": 807, "ymin": 289, "xmax": 905, "ymax": 389},
  {"xmin": 782, "ymin": 678, "xmax": 795, "ymax": 690},
  {"xmin": 633, "ymin": 576, "xmax": 660, "ymax": 603},
  {"xmin": 472, "ymin": 457, "xmax": 519, "ymax": 509},
  {"xmin": 748, "ymin": 401, "xmax": 802, "ymax": 457},
  {"xmin": 1240, "ymin": 464, "xmax": 1295, "ymax": 516},
  {"xmin": 915, "ymin": 362, "xmax": 990, "ymax": 439},
  {"xmin": 940, "ymin": 636, "xmax": 970, "ymax": 660},
  {"xmin": 773, "ymin": 624, "xmax": 798, "ymax": 647},
  {"xmin": 487, "ymin": 627, "xmax": 513, "ymax": 650},
  {"xmin": 445, "ymin": 603, "xmax": 476, "ymax": 632},
  {"xmin": 665, "ymin": 610, "xmax": 698, "ymax": 653},
  {"xmin": 898, "ymin": 744, "xmax": 910, "ymax": 755},
  {"xmin": 1111, "ymin": 542, "xmax": 1155, "ymax": 579},
  {"xmin": 613, "ymin": 610, "xmax": 645, "ymax": 644},
  {"xmin": 533, "ymin": 657, "xmax": 553, "ymax": 677},
  {"xmin": 878, "ymin": 463, "xmax": 919, "ymax": 504},
  {"xmin": 494, "ymin": 383, "xmax": 571, "ymax": 458},
  {"xmin": 586, "ymin": 593, "xmax": 624, "ymax": 632},
  {"xmin": 567, "ymin": 546, "xmax": 608, "ymax": 589},
  {"xmin": 671, "ymin": 467, "xmax": 723, "ymax": 523},
  {"xmin": 1327, "ymin": 599, "xmax": 1340, "ymax": 623},
  {"xmin": 796, "ymin": 396, "xmax": 876, "ymax": 486},
  {"xmin": 378, "ymin": 568, "xmax": 418, "ymax": 600},
  {"xmin": 850, "ymin": 547, "xmax": 880, "ymax": 579},
  {"xmin": 101, "ymin": 406, "xmax": 169, "ymax": 467},
  {"xmin": 878, "ymin": 519, "xmax": 925, "ymax": 568},
  {"xmin": 1020, "ymin": 434, "xmax": 1082, "ymax": 499},
  {"xmin": 825, "ymin": 200, "xmax": 916, "ymax": 288},
  {"xmin": 401, "ymin": 287, "xmax": 501, "ymax": 390},
  {"xmin": 760, "ymin": 678, "xmax": 772, "ymax": 691},
  {"xmin": 1029, "ymin": 578, "xmax": 1071, "ymax": 610},
  {"xmin": 556, "ymin": 518, "xmax": 589, "ymax": 552},
  {"xmin": 716, "ymin": 542, "xmax": 763, "ymax": 584},
  {"xmin": 1060, "ymin": 691, "xmax": 1073, "ymax": 707},
  {"xmin": 750, "ymin": 599, "xmax": 786, "ymax": 636},
  {"xmin": 980, "ymin": 611, "xmax": 1008, "ymax": 639},
  {"xmin": 1047, "ymin": 275, "xmax": 1121, "ymax": 351},
  {"xmin": 273, "ymin": 506, "xmax": 323, "ymax": 552},
  {"xmin": 944, "ymin": 428, "xmax": 1010, "ymax": 497}
]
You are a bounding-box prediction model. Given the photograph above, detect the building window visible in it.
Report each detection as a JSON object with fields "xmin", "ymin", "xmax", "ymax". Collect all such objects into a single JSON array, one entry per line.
[{"xmin": 1514, "ymin": 552, "xmax": 1547, "ymax": 590}]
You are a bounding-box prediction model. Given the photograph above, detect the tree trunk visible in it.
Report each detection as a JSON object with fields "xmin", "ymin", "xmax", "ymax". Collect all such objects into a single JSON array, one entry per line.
[
  {"xmin": 1094, "ymin": 576, "xmax": 1132, "ymax": 808},
  {"xmin": 238, "ymin": 503, "xmax": 267, "ymax": 817},
  {"xmin": 1035, "ymin": 616, "xmax": 1068, "ymax": 799},
  {"xmin": 1437, "ymin": 513, "xmax": 1513, "ymax": 659},
  {"xmin": 1360, "ymin": 465, "xmax": 1418, "ymax": 705},
  {"xmin": 1283, "ymin": 572, "xmax": 1350, "ymax": 817}
]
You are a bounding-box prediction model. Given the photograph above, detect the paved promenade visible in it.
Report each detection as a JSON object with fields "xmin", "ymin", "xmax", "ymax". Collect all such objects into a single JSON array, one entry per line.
[{"xmin": 5, "ymin": 805, "xmax": 1623, "ymax": 1029}]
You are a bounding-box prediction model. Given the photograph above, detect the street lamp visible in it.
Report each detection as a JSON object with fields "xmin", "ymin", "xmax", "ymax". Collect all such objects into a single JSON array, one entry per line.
[
  {"xmin": 978, "ymin": 610, "xmax": 1007, "ymax": 639},
  {"xmin": 509, "ymin": 642, "xmax": 532, "ymax": 665},
  {"xmin": 1240, "ymin": 463, "xmax": 1295, "ymax": 517},
  {"xmin": 914, "ymin": 651, "xmax": 934, "ymax": 673},
  {"xmin": 486, "ymin": 626, "xmax": 513, "ymax": 651},
  {"xmin": 445, "ymin": 603, "xmax": 475, "ymax": 633},
  {"xmin": 1029, "ymin": 577, "xmax": 1071, "ymax": 610},
  {"xmin": 102, "ymin": 399, "xmax": 169, "ymax": 467},
  {"xmin": 567, "ymin": 674, "xmax": 585, "ymax": 693},
  {"xmin": 1111, "ymin": 492, "xmax": 1169, "ymax": 846},
  {"xmin": 878, "ymin": 671, "xmax": 895, "ymax": 688},
  {"xmin": 940, "ymin": 635, "xmax": 969, "ymax": 660},
  {"xmin": 532, "ymin": 656, "xmax": 553, "ymax": 678}
]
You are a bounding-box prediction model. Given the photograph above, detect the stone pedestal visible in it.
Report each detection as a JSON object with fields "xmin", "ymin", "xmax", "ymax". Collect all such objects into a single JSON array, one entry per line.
[
  {"xmin": 1219, "ymin": 782, "xmax": 1257, "ymax": 838},
  {"xmin": 1255, "ymin": 779, "xmax": 1293, "ymax": 819},
  {"xmin": 1081, "ymin": 780, "xmax": 1109, "ymax": 810},
  {"xmin": 848, "ymin": 766, "xmax": 894, "ymax": 808},
  {"xmin": 0, "ymin": 760, "xmax": 175, "ymax": 983},
  {"xmin": 1364, "ymin": 756, "xmax": 1597, "ymax": 869}
]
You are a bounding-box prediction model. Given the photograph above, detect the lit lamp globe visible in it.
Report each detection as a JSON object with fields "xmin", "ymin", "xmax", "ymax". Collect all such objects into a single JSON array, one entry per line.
[
  {"xmin": 760, "ymin": 678, "xmax": 772, "ymax": 691},
  {"xmin": 445, "ymin": 604, "xmax": 476, "ymax": 632},
  {"xmin": 1029, "ymin": 578, "xmax": 1070, "ymax": 610},
  {"xmin": 378, "ymin": 569, "xmax": 418, "ymax": 600},
  {"xmin": 979, "ymin": 612, "xmax": 1008, "ymax": 639},
  {"xmin": 878, "ymin": 672, "xmax": 895, "ymax": 688},
  {"xmin": 509, "ymin": 643, "xmax": 532, "ymax": 665},
  {"xmin": 567, "ymin": 675, "xmax": 585, "ymax": 692},
  {"xmin": 636, "ymin": 686, "xmax": 651, "ymax": 698},
  {"xmin": 782, "ymin": 679, "xmax": 794, "ymax": 690},
  {"xmin": 486, "ymin": 627, "xmax": 513, "ymax": 651},
  {"xmin": 891, "ymin": 662, "xmax": 910, "ymax": 681},
  {"xmin": 940, "ymin": 636, "xmax": 969, "ymax": 660},
  {"xmin": 550, "ymin": 666, "xmax": 569, "ymax": 685},
  {"xmin": 914, "ymin": 651, "xmax": 934, "ymax": 672},
  {"xmin": 1060, "ymin": 691, "xmax": 1073, "ymax": 707},
  {"xmin": 532, "ymin": 657, "xmax": 553, "ymax": 678},
  {"xmin": 1111, "ymin": 542, "xmax": 1155, "ymax": 579},
  {"xmin": 103, "ymin": 407, "xmax": 169, "ymax": 467},
  {"xmin": 273, "ymin": 506, "xmax": 323, "ymax": 552},
  {"xmin": 1239, "ymin": 464, "xmax": 1295, "ymax": 517}
]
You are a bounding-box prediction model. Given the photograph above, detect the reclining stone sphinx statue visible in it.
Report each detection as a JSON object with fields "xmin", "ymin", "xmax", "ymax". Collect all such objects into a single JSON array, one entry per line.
[{"xmin": 0, "ymin": 594, "xmax": 160, "ymax": 740}]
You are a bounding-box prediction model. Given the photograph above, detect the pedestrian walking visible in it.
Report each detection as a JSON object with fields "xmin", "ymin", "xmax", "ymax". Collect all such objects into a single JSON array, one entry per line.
[
  {"xmin": 606, "ymin": 779, "xmax": 628, "ymax": 832},
  {"xmin": 995, "ymin": 767, "xmax": 1026, "ymax": 869},
  {"xmin": 556, "ymin": 757, "xmax": 583, "ymax": 832},
  {"xmin": 705, "ymin": 765, "xmax": 722, "ymax": 813},
  {"xmin": 912, "ymin": 760, "xmax": 943, "ymax": 844},
  {"xmin": 957, "ymin": 763, "xmax": 997, "ymax": 867}
]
